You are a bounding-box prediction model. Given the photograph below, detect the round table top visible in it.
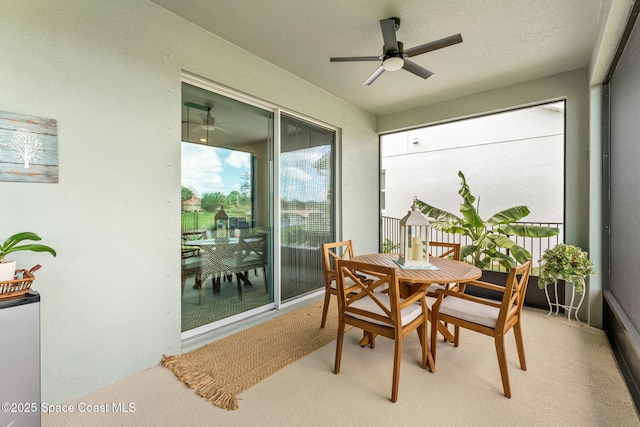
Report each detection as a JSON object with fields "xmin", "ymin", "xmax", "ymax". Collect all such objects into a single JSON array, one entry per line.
[{"xmin": 351, "ymin": 253, "xmax": 482, "ymax": 284}]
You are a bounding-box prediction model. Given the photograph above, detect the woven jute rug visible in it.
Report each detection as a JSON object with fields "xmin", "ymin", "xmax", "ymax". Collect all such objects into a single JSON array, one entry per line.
[{"xmin": 162, "ymin": 300, "xmax": 345, "ymax": 410}]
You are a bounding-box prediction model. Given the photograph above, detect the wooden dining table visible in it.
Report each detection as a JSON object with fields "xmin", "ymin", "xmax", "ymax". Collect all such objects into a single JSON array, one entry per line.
[
  {"xmin": 351, "ymin": 252, "xmax": 482, "ymax": 292},
  {"xmin": 350, "ymin": 253, "xmax": 482, "ymax": 367},
  {"xmin": 184, "ymin": 237, "xmax": 265, "ymax": 302}
]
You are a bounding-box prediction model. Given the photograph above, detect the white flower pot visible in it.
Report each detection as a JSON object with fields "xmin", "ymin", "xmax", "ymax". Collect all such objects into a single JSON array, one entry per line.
[{"xmin": 0, "ymin": 260, "xmax": 17, "ymax": 281}]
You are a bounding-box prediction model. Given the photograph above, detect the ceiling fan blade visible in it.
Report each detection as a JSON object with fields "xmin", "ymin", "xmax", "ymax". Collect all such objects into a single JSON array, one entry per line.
[
  {"xmin": 402, "ymin": 59, "xmax": 433, "ymax": 79},
  {"xmin": 216, "ymin": 125, "xmax": 233, "ymax": 134},
  {"xmin": 404, "ymin": 33, "xmax": 463, "ymax": 57},
  {"xmin": 380, "ymin": 18, "xmax": 399, "ymax": 52},
  {"xmin": 363, "ymin": 66, "xmax": 385, "ymax": 86},
  {"xmin": 184, "ymin": 101, "xmax": 209, "ymax": 111},
  {"xmin": 330, "ymin": 56, "xmax": 381, "ymax": 62}
]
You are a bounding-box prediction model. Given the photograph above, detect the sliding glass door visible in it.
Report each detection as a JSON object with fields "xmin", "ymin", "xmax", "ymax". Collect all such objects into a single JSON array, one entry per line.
[
  {"xmin": 181, "ymin": 82, "xmax": 273, "ymax": 333},
  {"xmin": 180, "ymin": 77, "xmax": 337, "ymax": 335}
]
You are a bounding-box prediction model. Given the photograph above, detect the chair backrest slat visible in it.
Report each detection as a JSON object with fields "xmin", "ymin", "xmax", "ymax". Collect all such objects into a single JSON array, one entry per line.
[
  {"xmin": 429, "ymin": 241, "xmax": 461, "ymax": 261},
  {"xmin": 497, "ymin": 260, "xmax": 532, "ymax": 327},
  {"xmin": 182, "ymin": 230, "xmax": 207, "ymax": 243},
  {"xmin": 336, "ymin": 259, "xmax": 406, "ymax": 328},
  {"xmin": 322, "ymin": 240, "xmax": 354, "ymax": 285},
  {"xmin": 236, "ymin": 233, "xmax": 267, "ymax": 264}
]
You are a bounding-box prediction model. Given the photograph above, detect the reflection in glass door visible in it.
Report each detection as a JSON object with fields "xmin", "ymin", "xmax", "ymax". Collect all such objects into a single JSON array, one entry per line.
[
  {"xmin": 180, "ymin": 82, "xmax": 273, "ymax": 333},
  {"xmin": 280, "ymin": 115, "xmax": 335, "ymax": 301}
]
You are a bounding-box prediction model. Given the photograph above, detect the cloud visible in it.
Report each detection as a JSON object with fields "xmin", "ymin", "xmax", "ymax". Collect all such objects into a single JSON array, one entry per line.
[
  {"xmin": 282, "ymin": 166, "xmax": 312, "ymax": 182},
  {"xmin": 181, "ymin": 143, "xmax": 224, "ymax": 195},
  {"xmin": 225, "ymin": 150, "xmax": 250, "ymax": 169}
]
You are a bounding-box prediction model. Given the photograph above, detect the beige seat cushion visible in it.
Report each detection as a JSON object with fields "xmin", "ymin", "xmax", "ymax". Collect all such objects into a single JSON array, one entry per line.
[
  {"xmin": 426, "ymin": 283, "xmax": 446, "ymax": 293},
  {"xmin": 348, "ymin": 294, "xmax": 423, "ymax": 327},
  {"xmin": 439, "ymin": 296, "xmax": 501, "ymax": 328},
  {"xmin": 329, "ymin": 276, "xmax": 357, "ymax": 290}
]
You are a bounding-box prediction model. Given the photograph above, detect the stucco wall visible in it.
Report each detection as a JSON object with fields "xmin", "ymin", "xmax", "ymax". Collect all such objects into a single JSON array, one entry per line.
[{"xmin": 0, "ymin": 0, "xmax": 377, "ymax": 404}]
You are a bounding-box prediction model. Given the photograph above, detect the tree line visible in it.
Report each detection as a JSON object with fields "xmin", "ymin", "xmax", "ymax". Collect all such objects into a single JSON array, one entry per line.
[{"xmin": 181, "ymin": 187, "xmax": 251, "ymax": 215}]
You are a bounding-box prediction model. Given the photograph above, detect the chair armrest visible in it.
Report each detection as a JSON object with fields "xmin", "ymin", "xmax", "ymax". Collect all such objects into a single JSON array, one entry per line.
[
  {"xmin": 400, "ymin": 289, "xmax": 427, "ymax": 308},
  {"xmin": 463, "ymin": 280, "xmax": 506, "ymax": 293}
]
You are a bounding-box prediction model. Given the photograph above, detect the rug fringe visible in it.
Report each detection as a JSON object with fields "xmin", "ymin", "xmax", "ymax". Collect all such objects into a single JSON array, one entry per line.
[
  {"xmin": 201, "ymin": 385, "xmax": 238, "ymax": 410},
  {"xmin": 162, "ymin": 354, "xmax": 238, "ymax": 410}
]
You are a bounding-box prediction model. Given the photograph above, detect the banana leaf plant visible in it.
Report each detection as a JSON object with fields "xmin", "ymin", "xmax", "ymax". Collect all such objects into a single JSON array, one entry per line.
[{"xmin": 415, "ymin": 171, "xmax": 559, "ymax": 270}]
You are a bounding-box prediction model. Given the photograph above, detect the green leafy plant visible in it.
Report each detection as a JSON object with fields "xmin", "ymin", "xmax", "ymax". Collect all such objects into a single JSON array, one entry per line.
[
  {"xmin": 416, "ymin": 171, "xmax": 559, "ymax": 270},
  {"xmin": 0, "ymin": 232, "xmax": 57, "ymax": 263},
  {"xmin": 538, "ymin": 243, "xmax": 595, "ymax": 294},
  {"xmin": 381, "ymin": 238, "xmax": 399, "ymax": 254}
]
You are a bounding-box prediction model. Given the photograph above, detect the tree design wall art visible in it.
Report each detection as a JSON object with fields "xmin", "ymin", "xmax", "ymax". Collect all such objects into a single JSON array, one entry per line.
[{"xmin": 0, "ymin": 111, "xmax": 58, "ymax": 183}]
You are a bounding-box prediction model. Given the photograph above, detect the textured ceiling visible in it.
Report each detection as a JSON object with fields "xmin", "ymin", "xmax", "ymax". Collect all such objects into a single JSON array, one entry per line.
[{"xmin": 152, "ymin": 0, "xmax": 610, "ymax": 116}]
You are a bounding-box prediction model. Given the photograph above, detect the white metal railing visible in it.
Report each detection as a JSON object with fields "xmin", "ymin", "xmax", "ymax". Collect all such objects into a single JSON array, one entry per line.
[{"xmin": 381, "ymin": 216, "xmax": 563, "ymax": 273}]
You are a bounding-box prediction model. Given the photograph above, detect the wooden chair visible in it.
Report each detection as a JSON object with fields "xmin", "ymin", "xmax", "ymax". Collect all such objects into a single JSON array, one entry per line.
[
  {"xmin": 320, "ymin": 240, "xmax": 356, "ymax": 328},
  {"xmin": 430, "ymin": 260, "xmax": 532, "ymax": 398},
  {"xmin": 334, "ymin": 259, "xmax": 431, "ymax": 403},
  {"xmin": 182, "ymin": 230, "xmax": 208, "ymax": 241},
  {"xmin": 181, "ymin": 252, "xmax": 201, "ymax": 297},
  {"xmin": 180, "ymin": 231, "xmax": 206, "ymax": 296},
  {"xmin": 399, "ymin": 241, "xmax": 461, "ymax": 342},
  {"xmin": 426, "ymin": 241, "xmax": 462, "ymax": 296},
  {"xmin": 181, "ymin": 230, "xmax": 207, "ymax": 261},
  {"xmin": 221, "ymin": 232, "xmax": 268, "ymax": 300}
]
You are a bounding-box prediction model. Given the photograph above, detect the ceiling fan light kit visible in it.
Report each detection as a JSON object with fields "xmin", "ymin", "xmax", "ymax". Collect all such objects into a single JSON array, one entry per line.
[
  {"xmin": 383, "ymin": 55, "xmax": 404, "ymax": 71},
  {"xmin": 202, "ymin": 115, "xmax": 216, "ymax": 131},
  {"xmin": 330, "ymin": 16, "xmax": 462, "ymax": 86}
]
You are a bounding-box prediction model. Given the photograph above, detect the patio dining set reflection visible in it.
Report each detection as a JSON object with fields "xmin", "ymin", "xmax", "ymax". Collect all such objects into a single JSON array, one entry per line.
[{"xmin": 181, "ymin": 228, "xmax": 268, "ymax": 305}]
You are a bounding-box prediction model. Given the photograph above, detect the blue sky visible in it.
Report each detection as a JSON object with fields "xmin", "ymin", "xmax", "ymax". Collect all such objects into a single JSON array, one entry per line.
[
  {"xmin": 182, "ymin": 142, "xmax": 331, "ymax": 202},
  {"xmin": 181, "ymin": 142, "xmax": 250, "ymax": 197}
]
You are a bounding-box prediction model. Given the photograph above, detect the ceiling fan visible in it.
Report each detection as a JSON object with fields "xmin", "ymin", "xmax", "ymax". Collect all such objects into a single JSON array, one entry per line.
[
  {"xmin": 330, "ymin": 17, "xmax": 462, "ymax": 86},
  {"xmin": 182, "ymin": 101, "xmax": 232, "ymax": 134}
]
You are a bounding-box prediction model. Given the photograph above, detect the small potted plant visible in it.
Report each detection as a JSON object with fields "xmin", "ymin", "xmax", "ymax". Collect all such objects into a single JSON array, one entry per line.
[
  {"xmin": 538, "ymin": 243, "xmax": 595, "ymax": 295},
  {"xmin": 0, "ymin": 232, "xmax": 57, "ymax": 281}
]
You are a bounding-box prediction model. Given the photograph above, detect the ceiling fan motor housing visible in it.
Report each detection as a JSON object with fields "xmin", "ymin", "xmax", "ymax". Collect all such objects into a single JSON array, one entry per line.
[{"xmin": 390, "ymin": 16, "xmax": 400, "ymax": 31}]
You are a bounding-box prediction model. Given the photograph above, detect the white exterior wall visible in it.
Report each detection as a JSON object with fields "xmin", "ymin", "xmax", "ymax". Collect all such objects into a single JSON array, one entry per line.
[
  {"xmin": 382, "ymin": 104, "xmax": 565, "ymax": 223},
  {"xmin": 0, "ymin": 0, "xmax": 377, "ymax": 404}
]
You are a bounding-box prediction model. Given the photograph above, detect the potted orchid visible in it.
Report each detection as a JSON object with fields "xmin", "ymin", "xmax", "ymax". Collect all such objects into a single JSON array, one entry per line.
[
  {"xmin": 538, "ymin": 243, "xmax": 595, "ymax": 295},
  {"xmin": 0, "ymin": 232, "xmax": 56, "ymax": 281}
]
